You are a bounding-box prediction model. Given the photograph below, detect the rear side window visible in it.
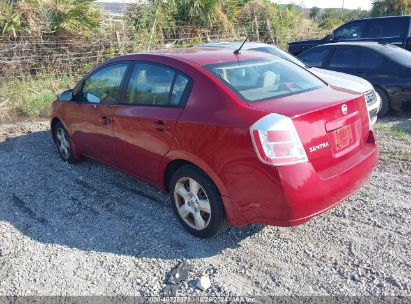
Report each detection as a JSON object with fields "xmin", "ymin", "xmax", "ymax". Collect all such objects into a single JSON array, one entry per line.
[
  {"xmin": 125, "ymin": 63, "xmax": 190, "ymax": 106},
  {"xmin": 329, "ymin": 47, "xmax": 382, "ymax": 70},
  {"xmin": 205, "ymin": 58, "xmax": 325, "ymax": 102},
  {"xmin": 367, "ymin": 18, "xmax": 407, "ymax": 38},
  {"xmin": 299, "ymin": 48, "xmax": 331, "ymax": 66},
  {"xmin": 379, "ymin": 45, "xmax": 411, "ymax": 67},
  {"xmin": 334, "ymin": 20, "xmax": 367, "ymax": 40},
  {"xmin": 170, "ymin": 74, "xmax": 189, "ymax": 106},
  {"xmin": 82, "ymin": 63, "xmax": 128, "ymax": 103}
]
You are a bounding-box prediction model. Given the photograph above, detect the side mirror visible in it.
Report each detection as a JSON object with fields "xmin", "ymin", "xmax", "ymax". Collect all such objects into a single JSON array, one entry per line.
[
  {"xmin": 86, "ymin": 92, "xmax": 101, "ymax": 104},
  {"xmin": 57, "ymin": 89, "xmax": 73, "ymax": 102},
  {"xmin": 324, "ymin": 30, "xmax": 334, "ymax": 41}
]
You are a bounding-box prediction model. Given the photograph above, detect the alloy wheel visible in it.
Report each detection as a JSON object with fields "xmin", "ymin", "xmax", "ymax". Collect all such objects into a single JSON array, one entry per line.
[
  {"xmin": 55, "ymin": 127, "xmax": 71, "ymax": 160},
  {"xmin": 173, "ymin": 177, "xmax": 212, "ymax": 230}
]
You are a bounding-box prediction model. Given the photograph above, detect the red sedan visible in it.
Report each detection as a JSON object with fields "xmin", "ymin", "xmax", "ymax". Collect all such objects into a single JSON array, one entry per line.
[{"xmin": 51, "ymin": 48, "xmax": 378, "ymax": 238}]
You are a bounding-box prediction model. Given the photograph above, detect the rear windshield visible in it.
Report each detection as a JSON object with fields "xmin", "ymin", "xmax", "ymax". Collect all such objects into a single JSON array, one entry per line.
[
  {"xmin": 204, "ymin": 58, "xmax": 325, "ymax": 102},
  {"xmin": 378, "ymin": 45, "xmax": 411, "ymax": 67}
]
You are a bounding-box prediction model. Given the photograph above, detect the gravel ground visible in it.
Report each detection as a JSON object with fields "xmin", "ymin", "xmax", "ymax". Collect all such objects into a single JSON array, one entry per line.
[{"xmin": 0, "ymin": 115, "xmax": 410, "ymax": 297}]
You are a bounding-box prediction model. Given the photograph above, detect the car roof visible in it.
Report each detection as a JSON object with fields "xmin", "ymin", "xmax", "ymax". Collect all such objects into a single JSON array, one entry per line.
[
  {"xmin": 199, "ymin": 42, "xmax": 274, "ymax": 50},
  {"xmin": 321, "ymin": 41, "xmax": 401, "ymax": 51},
  {"xmin": 115, "ymin": 48, "xmax": 271, "ymax": 66},
  {"xmin": 353, "ymin": 15, "xmax": 411, "ymax": 21}
]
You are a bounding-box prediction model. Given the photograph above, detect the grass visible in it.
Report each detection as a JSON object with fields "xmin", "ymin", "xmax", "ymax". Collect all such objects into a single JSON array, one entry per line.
[
  {"xmin": 0, "ymin": 75, "xmax": 76, "ymax": 121},
  {"xmin": 374, "ymin": 123, "xmax": 411, "ymax": 144},
  {"xmin": 374, "ymin": 121, "xmax": 411, "ymax": 162}
]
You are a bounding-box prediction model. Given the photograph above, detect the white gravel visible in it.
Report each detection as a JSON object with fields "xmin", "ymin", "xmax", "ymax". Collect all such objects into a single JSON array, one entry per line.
[{"xmin": 0, "ymin": 115, "xmax": 410, "ymax": 296}]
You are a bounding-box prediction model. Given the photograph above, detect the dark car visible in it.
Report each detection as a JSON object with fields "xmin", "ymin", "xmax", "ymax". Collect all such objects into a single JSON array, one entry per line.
[
  {"xmin": 298, "ymin": 42, "xmax": 411, "ymax": 115},
  {"xmin": 289, "ymin": 16, "xmax": 411, "ymax": 55}
]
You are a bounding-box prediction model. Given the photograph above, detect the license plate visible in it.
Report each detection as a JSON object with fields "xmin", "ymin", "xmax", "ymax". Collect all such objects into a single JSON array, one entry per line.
[{"xmin": 334, "ymin": 125, "xmax": 352, "ymax": 150}]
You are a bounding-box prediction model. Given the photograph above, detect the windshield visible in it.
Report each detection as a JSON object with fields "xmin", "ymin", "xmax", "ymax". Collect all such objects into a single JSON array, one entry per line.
[{"xmin": 204, "ymin": 58, "xmax": 325, "ymax": 102}]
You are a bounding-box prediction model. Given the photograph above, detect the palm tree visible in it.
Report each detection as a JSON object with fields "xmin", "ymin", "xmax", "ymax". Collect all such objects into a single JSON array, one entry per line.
[{"xmin": 371, "ymin": 0, "xmax": 410, "ymax": 16}]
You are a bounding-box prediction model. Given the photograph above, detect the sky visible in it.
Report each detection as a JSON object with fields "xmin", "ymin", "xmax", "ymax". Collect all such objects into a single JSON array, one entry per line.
[{"xmin": 276, "ymin": 0, "xmax": 372, "ymax": 10}]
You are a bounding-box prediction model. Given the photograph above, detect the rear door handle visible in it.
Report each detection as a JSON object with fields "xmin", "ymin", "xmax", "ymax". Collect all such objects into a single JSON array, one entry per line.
[
  {"xmin": 100, "ymin": 116, "xmax": 112, "ymax": 125},
  {"xmin": 151, "ymin": 121, "xmax": 170, "ymax": 130}
]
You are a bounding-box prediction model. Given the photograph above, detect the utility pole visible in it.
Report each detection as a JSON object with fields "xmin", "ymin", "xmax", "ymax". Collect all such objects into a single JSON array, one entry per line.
[{"xmin": 341, "ymin": 0, "xmax": 345, "ymax": 21}]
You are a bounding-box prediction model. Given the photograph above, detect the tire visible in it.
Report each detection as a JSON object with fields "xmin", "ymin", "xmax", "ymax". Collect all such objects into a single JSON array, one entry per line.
[
  {"xmin": 374, "ymin": 86, "xmax": 390, "ymax": 117},
  {"xmin": 169, "ymin": 165, "xmax": 226, "ymax": 238},
  {"xmin": 53, "ymin": 121, "xmax": 76, "ymax": 164}
]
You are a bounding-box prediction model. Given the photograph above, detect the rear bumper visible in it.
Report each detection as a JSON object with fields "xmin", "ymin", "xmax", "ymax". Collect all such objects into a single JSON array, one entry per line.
[{"xmin": 224, "ymin": 138, "xmax": 378, "ymax": 227}]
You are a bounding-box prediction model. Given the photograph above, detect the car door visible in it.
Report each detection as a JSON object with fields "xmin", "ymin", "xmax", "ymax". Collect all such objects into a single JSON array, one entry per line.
[
  {"xmin": 113, "ymin": 62, "xmax": 192, "ymax": 184},
  {"xmin": 365, "ymin": 17, "xmax": 409, "ymax": 47},
  {"xmin": 69, "ymin": 62, "xmax": 130, "ymax": 163},
  {"xmin": 326, "ymin": 47, "xmax": 382, "ymax": 78}
]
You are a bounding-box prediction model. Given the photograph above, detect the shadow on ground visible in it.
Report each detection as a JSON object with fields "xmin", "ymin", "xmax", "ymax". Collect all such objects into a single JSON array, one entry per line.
[{"xmin": 0, "ymin": 130, "xmax": 264, "ymax": 260}]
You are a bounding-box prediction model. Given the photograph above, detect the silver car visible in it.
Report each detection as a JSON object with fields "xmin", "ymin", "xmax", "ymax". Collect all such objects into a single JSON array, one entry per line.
[{"xmin": 200, "ymin": 42, "xmax": 381, "ymax": 125}]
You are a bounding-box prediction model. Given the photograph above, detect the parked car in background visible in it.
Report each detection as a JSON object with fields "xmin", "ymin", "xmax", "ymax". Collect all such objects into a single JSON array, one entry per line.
[
  {"xmin": 200, "ymin": 42, "xmax": 380, "ymax": 124},
  {"xmin": 51, "ymin": 48, "xmax": 378, "ymax": 238},
  {"xmin": 288, "ymin": 16, "xmax": 411, "ymax": 55},
  {"xmin": 298, "ymin": 42, "xmax": 411, "ymax": 116}
]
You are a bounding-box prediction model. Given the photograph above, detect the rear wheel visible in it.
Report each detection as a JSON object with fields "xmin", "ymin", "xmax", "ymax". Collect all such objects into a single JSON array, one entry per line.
[
  {"xmin": 53, "ymin": 121, "xmax": 76, "ymax": 164},
  {"xmin": 375, "ymin": 87, "xmax": 390, "ymax": 117},
  {"xmin": 170, "ymin": 165, "xmax": 226, "ymax": 238}
]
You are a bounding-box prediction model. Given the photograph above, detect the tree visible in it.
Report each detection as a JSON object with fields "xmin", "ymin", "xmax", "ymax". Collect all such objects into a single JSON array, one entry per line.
[
  {"xmin": 371, "ymin": 0, "xmax": 411, "ymax": 17},
  {"xmin": 309, "ymin": 6, "xmax": 320, "ymax": 21}
]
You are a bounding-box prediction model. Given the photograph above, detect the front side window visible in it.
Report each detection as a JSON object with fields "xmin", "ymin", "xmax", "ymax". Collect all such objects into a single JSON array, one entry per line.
[
  {"xmin": 329, "ymin": 47, "xmax": 382, "ymax": 70},
  {"xmin": 82, "ymin": 63, "xmax": 128, "ymax": 103},
  {"xmin": 204, "ymin": 58, "xmax": 325, "ymax": 102},
  {"xmin": 334, "ymin": 20, "xmax": 367, "ymax": 40},
  {"xmin": 299, "ymin": 48, "xmax": 331, "ymax": 66}
]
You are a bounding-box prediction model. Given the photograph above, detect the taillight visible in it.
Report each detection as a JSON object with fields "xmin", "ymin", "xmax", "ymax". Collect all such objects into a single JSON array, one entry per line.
[{"xmin": 250, "ymin": 113, "xmax": 308, "ymax": 166}]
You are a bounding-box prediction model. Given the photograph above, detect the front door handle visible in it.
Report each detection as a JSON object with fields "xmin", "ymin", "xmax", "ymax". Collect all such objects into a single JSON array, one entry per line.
[
  {"xmin": 100, "ymin": 116, "xmax": 112, "ymax": 125},
  {"xmin": 151, "ymin": 121, "xmax": 170, "ymax": 130}
]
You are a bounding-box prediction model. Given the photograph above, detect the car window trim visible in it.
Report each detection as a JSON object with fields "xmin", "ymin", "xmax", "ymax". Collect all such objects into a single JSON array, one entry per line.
[
  {"xmin": 77, "ymin": 61, "xmax": 133, "ymax": 105},
  {"xmin": 118, "ymin": 60, "xmax": 193, "ymax": 109}
]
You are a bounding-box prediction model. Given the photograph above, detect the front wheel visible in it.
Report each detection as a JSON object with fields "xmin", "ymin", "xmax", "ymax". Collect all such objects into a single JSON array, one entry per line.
[
  {"xmin": 374, "ymin": 87, "xmax": 390, "ymax": 117},
  {"xmin": 53, "ymin": 121, "xmax": 76, "ymax": 164},
  {"xmin": 170, "ymin": 165, "xmax": 226, "ymax": 238}
]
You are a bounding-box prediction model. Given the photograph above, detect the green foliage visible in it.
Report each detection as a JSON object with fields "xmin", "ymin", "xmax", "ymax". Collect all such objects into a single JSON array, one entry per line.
[
  {"xmin": 0, "ymin": 0, "xmax": 104, "ymax": 39},
  {"xmin": 371, "ymin": 0, "xmax": 411, "ymax": 16},
  {"xmin": 317, "ymin": 7, "xmax": 369, "ymax": 30},
  {"xmin": 174, "ymin": 0, "xmax": 220, "ymax": 27},
  {"xmin": 239, "ymin": 0, "xmax": 308, "ymax": 48},
  {"xmin": 40, "ymin": 0, "xmax": 104, "ymax": 36},
  {"xmin": 309, "ymin": 6, "xmax": 320, "ymax": 21},
  {"xmin": 0, "ymin": 75, "xmax": 76, "ymax": 118}
]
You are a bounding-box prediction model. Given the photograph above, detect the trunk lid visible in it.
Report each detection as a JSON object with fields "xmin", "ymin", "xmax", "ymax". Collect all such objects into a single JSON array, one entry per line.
[{"xmin": 249, "ymin": 87, "xmax": 370, "ymax": 173}]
